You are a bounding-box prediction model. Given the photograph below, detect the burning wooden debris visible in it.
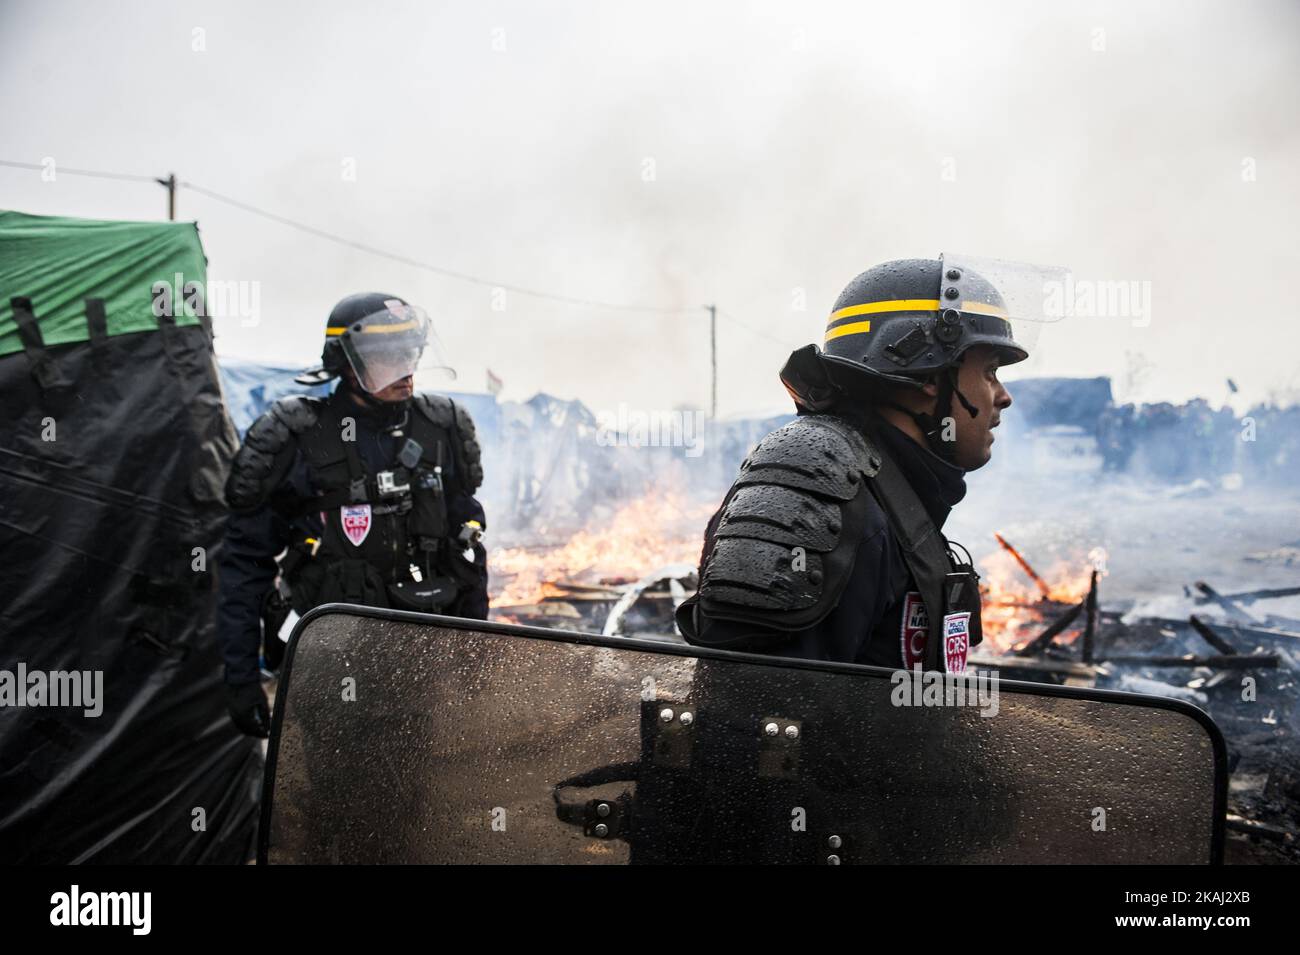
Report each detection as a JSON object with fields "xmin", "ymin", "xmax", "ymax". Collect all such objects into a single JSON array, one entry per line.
[
  {"xmin": 487, "ymin": 489, "xmax": 710, "ymax": 634},
  {"xmin": 973, "ymin": 532, "xmax": 1300, "ymax": 863}
]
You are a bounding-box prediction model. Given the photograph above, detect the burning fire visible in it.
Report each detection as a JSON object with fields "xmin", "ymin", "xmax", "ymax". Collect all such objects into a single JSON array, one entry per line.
[
  {"xmin": 977, "ymin": 544, "xmax": 1104, "ymax": 654},
  {"xmin": 490, "ymin": 489, "xmax": 716, "ymax": 607},
  {"xmin": 490, "ymin": 489, "xmax": 1103, "ymax": 658}
]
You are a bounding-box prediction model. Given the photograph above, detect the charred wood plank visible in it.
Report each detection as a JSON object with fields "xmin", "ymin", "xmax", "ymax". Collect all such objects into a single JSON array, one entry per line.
[
  {"xmin": 968, "ymin": 653, "xmax": 1101, "ymax": 679},
  {"xmin": 1213, "ymin": 585, "xmax": 1300, "ymax": 605},
  {"xmin": 1221, "ymin": 622, "xmax": 1300, "ymax": 643},
  {"xmin": 1194, "ymin": 581, "xmax": 1259, "ymax": 623},
  {"xmin": 1013, "ymin": 600, "xmax": 1083, "ymax": 657},
  {"xmin": 1082, "ymin": 570, "xmax": 1099, "ymax": 664},
  {"xmin": 1226, "ymin": 815, "xmax": 1294, "ymax": 843},
  {"xmin": 1101, "ymin": 653, "xmax": 1278, "ymax": 668},
  {"xmin": 1189, "ymin": 614, "xmax": 1239, "ymax": 655}
]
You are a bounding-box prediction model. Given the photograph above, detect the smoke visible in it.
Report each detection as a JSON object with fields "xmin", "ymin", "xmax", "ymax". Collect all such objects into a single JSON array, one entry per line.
[{"xmin": 2, "ymin": 0, "xmax": 1298, "ymax": 416}]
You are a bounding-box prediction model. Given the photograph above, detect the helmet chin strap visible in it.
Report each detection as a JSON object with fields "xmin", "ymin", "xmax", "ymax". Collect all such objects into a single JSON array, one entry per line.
[{"xmin": 879, "ymin": 368, "xmax": 978, "ymax": 464}]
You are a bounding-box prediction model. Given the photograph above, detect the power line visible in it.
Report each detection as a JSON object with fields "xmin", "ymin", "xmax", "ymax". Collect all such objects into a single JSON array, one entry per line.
[
  {"xmin": 1, "ymin": 157, "xmax": 699, "ymax": 314},
  {"xmin": 179, "ymin": 180, "xmax": 694, "ymax": 314},
  {"xmin": 0, "ymin": 158, "xmax": 158, "ymax": 184},
  {"xmin": 1, "ymin": 156, "xmax": 807, "ymax": 413},
  {"xmin": 717, "ymin": 308, "xmax": 793, "ymax": 347}
]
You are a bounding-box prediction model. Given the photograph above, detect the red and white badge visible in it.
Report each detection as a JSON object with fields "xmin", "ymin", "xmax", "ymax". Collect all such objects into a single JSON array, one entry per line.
[
  {"xmin": 340, "ymin": 504, "xmax": 372, "ymax": 547},
  {"xmin": 942, "ymin": 611, "xmax": 971, "ymax": 673},
  {"xmin": 899, "ymin": 591, "xmax": 928, "ymax": 669}
]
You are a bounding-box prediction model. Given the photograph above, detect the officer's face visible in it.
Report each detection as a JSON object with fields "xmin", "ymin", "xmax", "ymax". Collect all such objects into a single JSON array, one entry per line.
[
  {"xmin": 948, "ymin": 345, "xmax": 1012, "ymax": 470},
  {"xmin": 344, "ymin": 367, "xmax": 414, "ymax": 402},
  {"xmin": 371, "ymin": 374, "xmax": 415, "ymax": 402}
]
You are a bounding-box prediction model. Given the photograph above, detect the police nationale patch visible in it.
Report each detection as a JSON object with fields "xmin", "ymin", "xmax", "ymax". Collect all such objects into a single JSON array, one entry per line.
[
  {"xmin": 900, "ymin": 591, "xmax": 928, "ymax": 669},
  {"xmin": 341, "ymin": 504, "xmax": 372, "ymax": 547},
  {"xmin": 942, "ymin": 611, "xmax": 971, "ymax": 673}
]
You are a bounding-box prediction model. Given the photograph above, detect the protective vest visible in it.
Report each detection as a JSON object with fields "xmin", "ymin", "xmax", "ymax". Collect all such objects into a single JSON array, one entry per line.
[{"xmin": 226, "ymin": 392, "xmax": 483, "ymax": 614}]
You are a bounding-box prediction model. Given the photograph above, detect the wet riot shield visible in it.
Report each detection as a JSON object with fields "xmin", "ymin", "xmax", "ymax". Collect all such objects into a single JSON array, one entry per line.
[{"xmin": 261, "ymin": 606, "xmax": 1225, "ymax": 864}]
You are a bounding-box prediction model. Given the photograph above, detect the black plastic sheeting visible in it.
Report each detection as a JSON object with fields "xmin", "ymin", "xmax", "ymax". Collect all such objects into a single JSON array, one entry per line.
[{"xmin": 0, "ymin": 322, "xmax": 261, "ymax": 863}]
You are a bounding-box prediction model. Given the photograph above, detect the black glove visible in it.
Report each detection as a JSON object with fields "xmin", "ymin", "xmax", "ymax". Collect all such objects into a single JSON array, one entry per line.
[{"xmin": 227, "ymin": 681, "xmax": 270, "ymax": 738}]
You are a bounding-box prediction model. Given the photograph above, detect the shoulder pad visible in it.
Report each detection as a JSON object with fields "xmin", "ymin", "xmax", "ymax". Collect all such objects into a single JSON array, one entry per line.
[
  {"xmin": 413, "ymin": 393, "xmax": 455, "ymax": 429},
  {"xmin": 224, "ymin": 396, "xmax": 321, "ymax": 511},
  {"xmin": 696, "ymin": 415, "xmax": 881, "ymax": 630},
  {"xmin": 451, "ymin": 400, "xmax": 484, "ymax": 492},
  {"xmin": 735, "ymin": 414, "xmax": 880, "ymax": 499},
  {"xmin": 414, "ymin": 393, "xmax": 483, "ymax": 493}
]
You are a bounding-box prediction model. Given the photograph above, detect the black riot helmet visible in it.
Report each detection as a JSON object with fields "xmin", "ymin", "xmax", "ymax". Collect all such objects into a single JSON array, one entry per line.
[
  {"xmin": 295, "ymin": 292, "xmax": 434, "ymax": 391},
  {"xmin": 822, "ymin": 257, "xmax": 1028, "ymax": 384},
  {"xmin": 780, "ymin": 254, "xmax": 1051, "ymax": 460}
]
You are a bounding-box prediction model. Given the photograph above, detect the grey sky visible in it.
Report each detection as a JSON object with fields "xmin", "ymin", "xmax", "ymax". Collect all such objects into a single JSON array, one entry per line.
[{"xmin": 2, "ymin": 0, "xmax": 1297, "ymax": 416}]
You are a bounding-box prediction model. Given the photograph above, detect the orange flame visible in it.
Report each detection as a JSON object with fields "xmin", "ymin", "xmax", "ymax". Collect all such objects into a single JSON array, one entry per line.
[
  {"xmin": 490, "ymin": 489, "xmax": 716, "ymax": 607},
  {"xmin": 490, "ymin": 492, "xmax": 1105, "ymax": 659},
  {"xmin": 977, "ymin": 544, "xmax": 1104, "ymax": 654}
]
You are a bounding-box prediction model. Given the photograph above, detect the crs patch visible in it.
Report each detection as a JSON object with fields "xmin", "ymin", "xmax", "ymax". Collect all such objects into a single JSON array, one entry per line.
[
  {"xmin": 340, "ymin": 504, "xmax": 372, "ymax": 547},
  {"xmin": 942, "ymin": 611, "xmax": 971, "ymax": 673},
  {"xmin": 900, "ymin": 591, "xmax": 928, "ymax": 669}
]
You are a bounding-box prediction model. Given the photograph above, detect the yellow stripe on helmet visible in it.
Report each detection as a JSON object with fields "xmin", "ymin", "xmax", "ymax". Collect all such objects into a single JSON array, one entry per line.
[
  {"xmin": 326, "ymin": 319, "xmax": 419, "ymax": 336},
  {"xmin": 825, "ymin": 320, "xmax": 873, "ymax": 342},
  {"xmin": 360, "ymin": 319, "xmax": 418, "ymax": 334},
  {"xmin": 823, "ymin": 297, "xmax": 1009, "ymax": 342},
  {"xmin": 828, "ymin": 299, "xmax": 940, "ymax": 323}
]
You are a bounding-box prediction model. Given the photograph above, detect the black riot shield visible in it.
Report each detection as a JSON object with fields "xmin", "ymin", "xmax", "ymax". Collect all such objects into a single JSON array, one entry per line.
[{"xmin": 260, "ymin": 606, "xmax": 1226, "ymax": 864}]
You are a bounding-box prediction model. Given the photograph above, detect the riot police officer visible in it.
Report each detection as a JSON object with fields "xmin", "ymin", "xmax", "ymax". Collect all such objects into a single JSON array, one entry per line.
[
  {"xmin": 218, "ymin": 293, "xmax": 489, "ymax": 736},
  {"xmin": 676, "ymin": 256, "xmax": 1036, "ymax": 673}
]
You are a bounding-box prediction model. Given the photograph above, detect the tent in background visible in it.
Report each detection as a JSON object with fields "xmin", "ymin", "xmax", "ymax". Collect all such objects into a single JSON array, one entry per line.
[{"xmin": 0, "ymin": 210, "xmax": 262, "ymax": 863}]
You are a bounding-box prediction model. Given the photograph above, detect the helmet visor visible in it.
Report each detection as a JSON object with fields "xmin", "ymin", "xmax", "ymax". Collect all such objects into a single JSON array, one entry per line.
[
  {"xmin": 941, "ymin": 253, "xmax": 1072, "ymax": 363},
  {"xmin": 337, "ymin": 302, "xmax": 431, "ymax": 393}
]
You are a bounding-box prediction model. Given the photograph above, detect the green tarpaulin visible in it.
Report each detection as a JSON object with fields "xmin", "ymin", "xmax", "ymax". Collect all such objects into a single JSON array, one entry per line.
[{"xmin": 0, "ymin": 210, "xmax": 207, "ymax": 357}]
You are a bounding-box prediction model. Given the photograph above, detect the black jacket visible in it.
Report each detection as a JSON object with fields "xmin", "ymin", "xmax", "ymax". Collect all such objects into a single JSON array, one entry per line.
[{"xmin": 216, "ymin": 387, "xmax": 487, "ymax": 685}]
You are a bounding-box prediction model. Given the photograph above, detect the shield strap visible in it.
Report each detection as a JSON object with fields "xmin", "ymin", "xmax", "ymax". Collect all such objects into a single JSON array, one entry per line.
[
  {"xmin": 336, "ymin": 403, "xmax": 369, "ymax": 503},
  {"xmin": 864, "ymin": 438, "xmax": 953, "ymax": 671}
]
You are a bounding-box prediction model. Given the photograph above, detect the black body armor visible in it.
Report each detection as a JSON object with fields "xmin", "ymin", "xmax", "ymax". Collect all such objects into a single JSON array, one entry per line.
[
  {"xmin": 226, "ymin": 391, "xmax": 484, "ymax": 615},
  {"xmin": 677, "ymin": 413, "xmax": 982, "ymax": 672}
]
